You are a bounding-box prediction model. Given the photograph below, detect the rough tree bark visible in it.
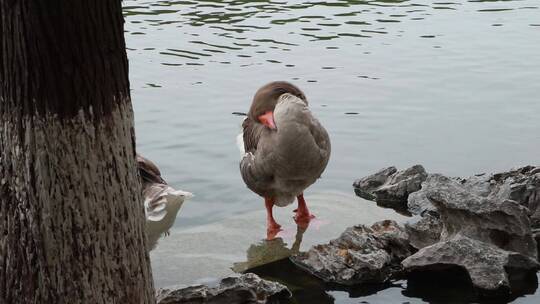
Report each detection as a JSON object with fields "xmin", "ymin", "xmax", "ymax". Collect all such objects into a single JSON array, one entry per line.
[{"xmin": 0, "ymin": 1, "xmax": 155, "ymax": 303}]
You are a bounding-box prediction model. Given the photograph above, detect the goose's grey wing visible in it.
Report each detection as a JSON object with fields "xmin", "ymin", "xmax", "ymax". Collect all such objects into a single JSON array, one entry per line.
[
  {"xmin": 240, "ymin": 148, "xmax": 275, "ymax": 198},
  {"xmin": 271, "ymin": 94, "xmax": 331, "ymax": 179},
  {"xmin": 308, "ymin": 116, "xmax": 331, "ymax": 161},
  {"xmin": 242, "ymin": 117, "xmax": 266, "ymax": 154}
]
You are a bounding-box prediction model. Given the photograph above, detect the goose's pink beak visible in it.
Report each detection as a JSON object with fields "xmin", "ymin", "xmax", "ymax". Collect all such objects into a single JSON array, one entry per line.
[{"xmin": 258, "ymin": 111, "xmax": 276, "ymax": 130}]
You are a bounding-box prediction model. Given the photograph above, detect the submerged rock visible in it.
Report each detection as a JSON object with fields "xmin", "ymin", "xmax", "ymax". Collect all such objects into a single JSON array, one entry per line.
[
  {"xmin": 156, "ymin": 273, "xmax": 291, "ymax": 304},
  {"xmin": 291, "ymin": 220, "xmax": 415, "ymax": 286},
  {"xmin": 353, "ymin": 165, "xmax": 428, "ymax": 212},
  {"xmin": 402, "ymin": 174, "xmax": 539, "ymax": 295}
]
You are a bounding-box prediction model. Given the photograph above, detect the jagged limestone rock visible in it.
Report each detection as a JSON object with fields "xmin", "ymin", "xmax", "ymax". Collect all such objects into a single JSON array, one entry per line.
[
  {"xmin": 459, "ymin": 166, "xmax": 540, "ymax": 228},
  {"xmin": 402, "ymin": 235, "xmax": 539, "ymax": 295},
  {"xmin": 420, "ymin": 174, "xmax": 536, "ymax": 258},
  {"xmin": 291, "ymin": 220, "xmax": 415, "ymax": 285},
  {"xmin": 156, "ymin": 273, "xmax": 291, "ymax": 304},
  {"xmin": 404, "ymin": 213, "xmax": 442, "ymax": 249},
  {"xmin": 354, "ymin": 165, "xmax": 428, "ymax": 213},
  {"xmin": 402, "ymin": 174, "xmax": 539, "ymax": 295},
  {"xmin": 408, "ymin": 166, "xmax": 540, "ymax": 226}
]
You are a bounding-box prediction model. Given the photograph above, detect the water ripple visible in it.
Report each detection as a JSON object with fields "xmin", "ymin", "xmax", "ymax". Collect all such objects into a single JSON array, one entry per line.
[{"xmin": 126, "ymin": 0, "xmax": 494, "ymax": 68}]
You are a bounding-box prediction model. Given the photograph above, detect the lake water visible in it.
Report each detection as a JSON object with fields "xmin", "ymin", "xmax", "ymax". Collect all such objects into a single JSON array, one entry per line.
[{"xmin": 123, "ymin": 0, "xmax": 540, "ymax": 302}]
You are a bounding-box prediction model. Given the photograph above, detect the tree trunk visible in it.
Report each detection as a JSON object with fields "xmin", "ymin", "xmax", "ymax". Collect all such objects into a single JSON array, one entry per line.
[{"xmin": 0, "ymin": 1, "xmax": 155, "ymax": 303}]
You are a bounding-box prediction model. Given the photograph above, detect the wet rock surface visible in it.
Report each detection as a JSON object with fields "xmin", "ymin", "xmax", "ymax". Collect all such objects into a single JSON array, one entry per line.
[
  {"xmin": 353, "ymin": 165, "xmax": 428, "ymax": 213},
  {"xmin": 156, "ymin": 273, "xmax": 291, "ymax": 304},
  {"xmin": 290, "ymin": 220, "xmax": 415, "ymax": 285}
]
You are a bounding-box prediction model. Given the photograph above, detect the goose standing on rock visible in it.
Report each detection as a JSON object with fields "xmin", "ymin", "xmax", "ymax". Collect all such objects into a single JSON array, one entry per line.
[
  {"xmin": 137, "ymin": 154, "xmax": 192, "ymax": 250},
  {"xmin": 238, "ymin": 82, "xmax": 331, "ymax": 239}
]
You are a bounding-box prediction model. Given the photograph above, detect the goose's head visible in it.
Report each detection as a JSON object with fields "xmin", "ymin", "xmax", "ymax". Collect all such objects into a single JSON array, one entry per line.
[{"xmin": 249, "ymin": 81, "xmax": 307, "ymax": 130}]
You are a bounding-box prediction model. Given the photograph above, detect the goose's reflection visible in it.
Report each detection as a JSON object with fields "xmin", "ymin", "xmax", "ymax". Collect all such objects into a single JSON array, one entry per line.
[{"xmin": 233, "ymin": 224, "xmax": 307, "ymax": 272}]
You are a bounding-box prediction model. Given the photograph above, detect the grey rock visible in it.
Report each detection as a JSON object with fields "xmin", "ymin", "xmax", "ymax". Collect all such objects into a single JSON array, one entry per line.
[
  {"xmin": 402, "ymin": 235, "xmax": 540, "ymax": 295},
  {"xmin": 357, "ymin": 165, "xmax": 540, "ymax": 223},
  {"xmin": 412, "ymin": 166, "xmax": 540, "ymax": 227},
  {"xmin": 291, "ymin": 220, "xmax": 415, "ymax": 285},
  {"xmin": 534, "ymin": 229, "xmax": 540, "ymax": 262},
  {"xmin": 156, "ymin": 273, "xmax": 291, "ymax": 304},
  {"xmin": 460, "ymin": 166, "xmax": 540, "ymax": 205},
  {"xmin": 426, "ymin": 174, "xmax": 537, "ymax": 259},
  {"xmin": 407, "ymin": 189, "xmax": 437, "ymax": 216},
  {"xmin": 477, "ymin": 166, "xmax": 540, "ymax": 228},
  {"xmin": 404, "ymin": 213, "xmax": 442, "ymax": 249},
  {"xmin": 407, "ymin": 173, "xmax": 508, "ymax": 216},
  {"xmin": 402, "ymin": 174, "xmax": 539, "ymax": 295},
  {"xmin": 353, "ymin": 165, "xmax": 428, "ymax": 212},
  {"xmin": 353, "ymin": 166, "xmax": 397, "ymax": 201}
]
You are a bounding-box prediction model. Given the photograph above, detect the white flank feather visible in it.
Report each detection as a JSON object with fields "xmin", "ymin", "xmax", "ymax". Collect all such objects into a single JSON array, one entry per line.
[
  {"xmin": 236, "ymin": 132, "xmax": 246, "ymax": 157},
  {"xmin": 236, "ymin": 117, "xmax": 248, "ymax": 158}
]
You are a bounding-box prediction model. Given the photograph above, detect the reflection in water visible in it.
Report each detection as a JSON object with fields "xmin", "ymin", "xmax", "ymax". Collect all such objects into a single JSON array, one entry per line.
[{"xmin": 232, "ymin": 225, "xmax": 306, "ymax": 272}]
